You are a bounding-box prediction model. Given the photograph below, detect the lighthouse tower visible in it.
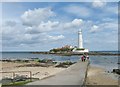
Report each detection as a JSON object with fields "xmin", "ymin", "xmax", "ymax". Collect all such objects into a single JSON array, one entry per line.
[
  {"xmin": 78, "ymin": 29, "xmax": 83, "ymax": 48},
  {"xmin": 72, "ymin": 29, "xmax": 89, "ymax": 53}
]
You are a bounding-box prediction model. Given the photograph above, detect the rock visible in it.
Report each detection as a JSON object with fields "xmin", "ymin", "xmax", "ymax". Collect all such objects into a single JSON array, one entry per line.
[
  {"xmin": 112, "ymin": 69, "xmax": 120, "ymax": 75},
  {"xmin": 55, "ymin": 61, "xmax": 76, "ymax": 68},
  {"xmin": 117, "ymin": 62, "xmax": 120, "ymax": 64}
]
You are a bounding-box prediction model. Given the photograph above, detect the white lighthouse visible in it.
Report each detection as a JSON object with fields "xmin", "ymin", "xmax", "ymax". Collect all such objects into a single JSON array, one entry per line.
[
  {"xmin": 72, "ymin": 29, "xmax": 89, "ymax": 53},
  {"xmin": 78, "ymin": 29, "xmax": 83, "ymax": 48}
]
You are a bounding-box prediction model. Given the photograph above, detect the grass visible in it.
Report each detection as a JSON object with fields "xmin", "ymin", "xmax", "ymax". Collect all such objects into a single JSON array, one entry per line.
[
  {"xmin": 76, "ymin": 48, "xmax": 85, "ymax": 50},
  {"xmin": 2, "ymin": 80, "xmax": 32, "ymax": 87}
]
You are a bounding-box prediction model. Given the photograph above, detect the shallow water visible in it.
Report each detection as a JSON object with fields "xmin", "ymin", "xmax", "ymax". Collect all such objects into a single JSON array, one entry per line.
[{"xmin": 89, "ymin": 55, "xmax": 118, "ymax": 72}]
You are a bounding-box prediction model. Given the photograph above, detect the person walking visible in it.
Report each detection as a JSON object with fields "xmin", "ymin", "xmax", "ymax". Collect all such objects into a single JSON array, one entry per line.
[
  {"xmin": 81, "ymin": 55, "xmax": 84, "ymax": 62},
  {"xmin": 86, "ymin": 55, "xmax": 89, "ymax": 60},
  {"xmin": 83, "ymin": 56, "xmax": 86, "ymax": 62},
  {"xmin": 83, "ymin": 55, "xmax": 86, "ymax": 62}
]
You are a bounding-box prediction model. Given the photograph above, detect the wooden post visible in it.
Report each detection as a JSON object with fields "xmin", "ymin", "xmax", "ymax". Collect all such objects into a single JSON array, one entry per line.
[
  {"xmin": 30, "ymin": 71, "xmax": 32, "ymax": 81},
  {"xmin": 13, "ymin": 72, "xmax": 15, "ymax": 83}
]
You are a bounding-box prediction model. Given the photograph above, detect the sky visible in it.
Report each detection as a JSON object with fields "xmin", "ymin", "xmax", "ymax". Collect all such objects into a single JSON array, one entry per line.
[{"xmin": 1, "ymin": 1, "xmax": 119, "ymax": 51}]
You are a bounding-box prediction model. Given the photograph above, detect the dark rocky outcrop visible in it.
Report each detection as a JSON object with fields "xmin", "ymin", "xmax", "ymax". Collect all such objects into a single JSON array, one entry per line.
[
  {"xmin": 112, "ymin": 69, "xmax": 120, "ymax": 75},
  {"xmin": 31, "ymin": 51, "xmax": 120, "ymax": 56},
  {"xmin": 55, "ymin": 61, "xmax": 76, "ymax": 68}
]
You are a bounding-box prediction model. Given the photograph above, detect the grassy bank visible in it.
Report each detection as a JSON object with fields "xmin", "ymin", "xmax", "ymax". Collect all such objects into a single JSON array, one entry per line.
[{"xmin": 2, "ymin": 80, "xmax": 32, "ymax": 86}]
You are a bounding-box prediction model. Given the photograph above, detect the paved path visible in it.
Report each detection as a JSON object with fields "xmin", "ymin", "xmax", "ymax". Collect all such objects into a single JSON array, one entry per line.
[{"xmin": 27, "ymin": 61, "xmax": 89, "ymax": 85}]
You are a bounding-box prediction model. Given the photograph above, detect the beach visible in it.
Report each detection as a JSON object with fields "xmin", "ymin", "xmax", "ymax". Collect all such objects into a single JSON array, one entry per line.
[
  {"xmin": 86, "ymin": 65, "xmax": 118, "ymax": 85},
  {"xmin": 1, "ymin": 61, "xmax": 65, "ymax": 80}
]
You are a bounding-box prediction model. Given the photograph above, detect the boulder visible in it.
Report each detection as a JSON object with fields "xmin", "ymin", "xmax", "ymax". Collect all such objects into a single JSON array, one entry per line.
[{"xmin": 112, "ymin": 69, "xmax": 120, "ymax": 75}]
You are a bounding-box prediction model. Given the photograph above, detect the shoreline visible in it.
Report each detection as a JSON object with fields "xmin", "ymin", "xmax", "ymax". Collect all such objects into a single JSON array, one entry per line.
[
  {"xmin": 1, "ymin": 51, "xmax": 120, "ymax": 56},
  {"xmin": 31, "ymin": 52, "xmax": 120, "ymax": 56},
  {"xmin": 86, "ymin": 65, "xmax": 119, "ymax": 85}
]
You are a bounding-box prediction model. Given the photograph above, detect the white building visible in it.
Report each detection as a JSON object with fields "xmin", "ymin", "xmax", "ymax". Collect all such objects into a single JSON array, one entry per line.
[{"xmin": 73, "ymin": 29, "xmax": 89, "ymax": 53}]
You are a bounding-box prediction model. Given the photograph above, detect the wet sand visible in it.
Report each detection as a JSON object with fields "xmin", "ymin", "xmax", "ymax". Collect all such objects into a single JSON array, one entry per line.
[{"xmin": 86, "ymin": 65, "xmax": 118, "ymax": 85}]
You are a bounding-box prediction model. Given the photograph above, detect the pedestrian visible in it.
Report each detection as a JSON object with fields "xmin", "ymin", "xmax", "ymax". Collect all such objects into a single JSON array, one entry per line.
[
  {"xmin": 81, "ymin": 55, "xmax": 84, "ymax": 62},
  {"xmin": 83, "ymin": 54, "xmax": 86, "ymax": 62},
  {"xmin": 83, "ymin": 56, "xmax": 86, "ymax": 62},
  {"xmin": 86, "ymin": 55, "xmax": 89, "ymax": 60}
]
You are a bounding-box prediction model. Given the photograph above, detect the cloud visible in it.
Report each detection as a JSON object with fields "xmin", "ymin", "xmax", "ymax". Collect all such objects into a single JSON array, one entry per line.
[
  {"xmin": 2, "ymin": 21, "xmax": 23, "ymax": 41},
  {"xmin": 2, "ymin": 25, "xmax": 65, "ymax": 47},
  {"xmin": 90, "ymin": 20, "xmax": 118, "ymax": 34},
  {"xmin": 64, "ymin": 19, "xmax": 83, "ymax": 29},
  {"xmin": 4, "ymin": 20, "xmax": 17, "ymax": 27},
  {"xmin": 21, "ymin": 7, "xmax": 55, "ymax": 26},
  {"xmin": 90, "ymin": 25, "xmax": 99, "ymax": 33},
  {"xmin": 72, "ymin": 19, "xmax": 83, "ymax": 26},
  {"xmin": 47, "ymin": 35, "xmax": 65, "ymax": 40},
  {"xmin": 105, "ymin": 6, "xmax": 118, "ymax": 15},
  {"xmin": 2, "ymin": 19, "xmax": 64, "ymax": 47},
  {"xmin": 99, "ymin": 22, "xmax": 118, "ymax": 31},
  {"xmin": 102, "ymin": 18, "xmax": 114, "ymax": 22},
  {"xmin": 25, "ymin": 21, "xmax": 59, "ymax": 34},
  {"xmin": 92, "ymin": 0, "xmax": 106, "ymax": 8},
  {"xmin": 63, "ymin": 5, "xmax": 91, "ymax": 18},
  {"xmin": 2, "ymin": 18, "xmax": 83, "ymax": 47}
]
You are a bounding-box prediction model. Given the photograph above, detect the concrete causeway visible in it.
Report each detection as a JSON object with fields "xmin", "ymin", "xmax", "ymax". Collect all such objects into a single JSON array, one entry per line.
[{"xmin": 27, "ymin": 60, "xmax": 89, "ymax": 85}]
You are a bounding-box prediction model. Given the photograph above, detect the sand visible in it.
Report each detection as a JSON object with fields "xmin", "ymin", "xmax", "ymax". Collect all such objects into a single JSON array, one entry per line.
[
  {"xmin": 1, "ymin": 62, "xmax": 65, "ymax": 80},
  {"xmin": 1, "ymin": 61, "xmax": 35, "ymax": 69},
  {"xmin": 86, "ymin": 65, "xmax": 119, "ymax": 85}
]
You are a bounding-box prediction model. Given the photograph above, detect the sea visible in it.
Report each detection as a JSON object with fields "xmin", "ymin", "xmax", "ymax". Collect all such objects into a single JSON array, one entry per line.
[{"xmin": 1, "ymin": 51, "xmax": 119, "ymax": 72}]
